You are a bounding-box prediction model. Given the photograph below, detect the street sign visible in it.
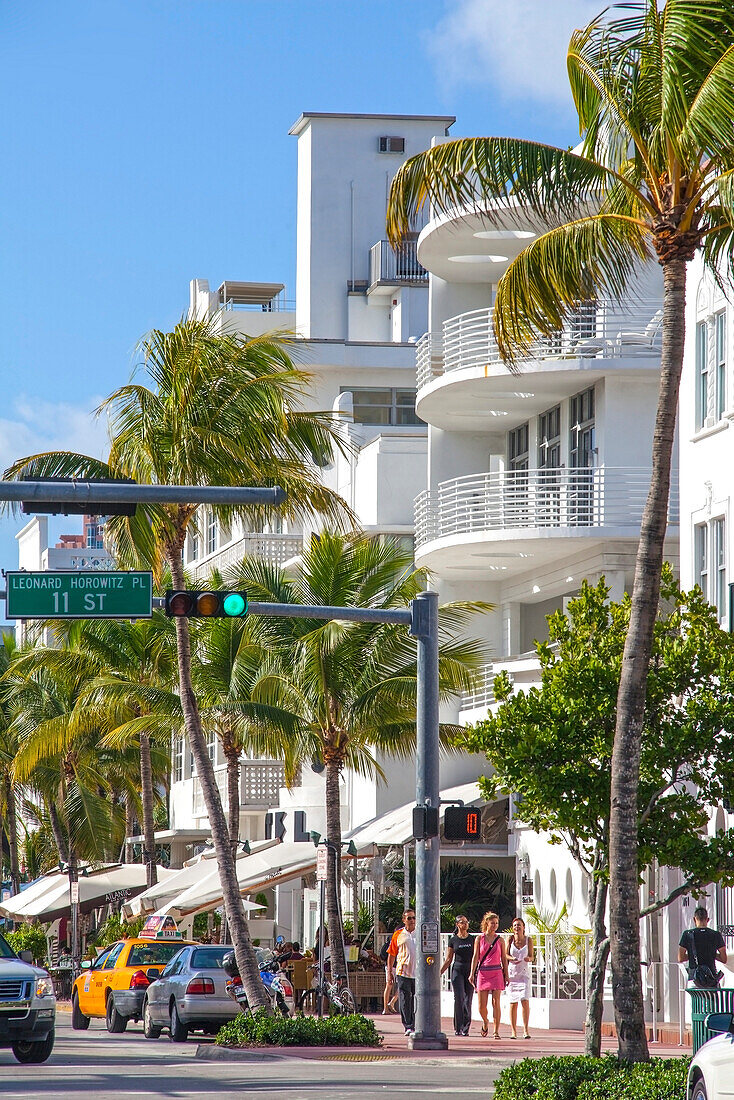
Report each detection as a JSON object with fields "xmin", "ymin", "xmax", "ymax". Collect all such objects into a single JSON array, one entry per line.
[
  {"xmin": 70, "ymin": 882, "xmax": 79, "ymax": 905},
  {"xmin": 5, "ymin": 571, "xmax": 153, "ymax": 619},
  {"xmin": 316, "ymin": 846, "xmax": 328, "ymax": 882}
]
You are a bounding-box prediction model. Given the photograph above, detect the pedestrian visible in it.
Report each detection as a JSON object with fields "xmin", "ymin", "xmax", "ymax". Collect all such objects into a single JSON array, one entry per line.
[
  {"xmin": 470, "ymin": 911, "xmax": 508, "ymax": 1038},
  {"xmin": 506, "ymin": 917, "xmax": 534, "ymax": 1039},
  {"xmin": 440, "ymin": 914, "xmax": 475, "ymax": 1036},
  {"xmin": 394, "ymin": 909, "xmax": 417, "ymax": 1036},
  {"xmin": 384, "ymin": 912, "xmax": 410, "ymax": 1014},
  {"xmin": 678, "ymin": 906, "xmax": 727, "ymax": 987}
]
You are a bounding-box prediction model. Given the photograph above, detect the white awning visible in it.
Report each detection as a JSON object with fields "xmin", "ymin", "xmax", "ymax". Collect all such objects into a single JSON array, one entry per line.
[{"xmin": 0, "ymin": 865, "xmax": 175, "ymax": 923}]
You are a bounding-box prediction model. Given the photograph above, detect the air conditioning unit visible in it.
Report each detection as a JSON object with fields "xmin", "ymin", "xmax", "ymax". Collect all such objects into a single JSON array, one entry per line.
[{"xmin": 378, "ymin": 136, "xmax": 405, "ymax": 153}]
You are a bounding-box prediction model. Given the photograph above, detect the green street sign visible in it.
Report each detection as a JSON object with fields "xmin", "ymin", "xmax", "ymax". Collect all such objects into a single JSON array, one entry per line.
[{"xmin": 5, "ymin": 571, "xmax": 153, "ymax": 619}]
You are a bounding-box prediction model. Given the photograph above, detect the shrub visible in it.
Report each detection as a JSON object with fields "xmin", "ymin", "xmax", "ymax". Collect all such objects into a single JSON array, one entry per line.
[
  {"xmin": 6, "ymin": 923, "xmax": 48, "ymax": 964},
  {"xmin": 493, "ymin": 1056, "xmax": 690, "ymax": 1100},
  {"xmin": 216, "ymin": 1009, "xmax": 382, "ymax": 1048}
]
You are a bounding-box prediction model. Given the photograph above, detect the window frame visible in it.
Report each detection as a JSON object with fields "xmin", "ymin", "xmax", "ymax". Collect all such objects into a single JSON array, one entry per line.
[
  {"xmin": 696, "ymin": 320, "xmax": 709, "ymax": 430},
  {"xmin": 340, "ymin": 386, "xmax": 420, "ymax": 427},
  {"xmin": 715, "ymin": 310, "xmax": 726, "ymax": 420}
]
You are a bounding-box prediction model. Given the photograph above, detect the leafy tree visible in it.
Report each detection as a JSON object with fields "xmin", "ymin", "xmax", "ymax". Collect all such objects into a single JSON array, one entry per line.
[
  {"xmin": 380, "ymin": 857, "xmax": 515, "ymax": 933},
  {"xmin": 388, "ymin": 1, "xmax": 734, "ymax": 1058},
  {"xmin": 462, "ymin": 572, "xmax": 734, "ymax": 1055},
  {"xmin": 230, "ymin": 532, "xmax": 489, "ymax": 979},
  {"xmin": 4, "ymin": 316, "xmax": 348, "ymax": 1011}
]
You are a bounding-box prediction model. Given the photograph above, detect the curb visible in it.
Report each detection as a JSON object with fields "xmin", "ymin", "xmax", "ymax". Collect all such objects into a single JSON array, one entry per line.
[{"xmin": 195, "ymin": 1045, "xmax": 285, "ymax": 1061}]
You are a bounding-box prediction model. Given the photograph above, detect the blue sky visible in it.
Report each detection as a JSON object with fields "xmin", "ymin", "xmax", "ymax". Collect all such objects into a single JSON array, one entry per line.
[{"xmin": 0, "ymin": 0, "xmax": 599, "ymax": 613}]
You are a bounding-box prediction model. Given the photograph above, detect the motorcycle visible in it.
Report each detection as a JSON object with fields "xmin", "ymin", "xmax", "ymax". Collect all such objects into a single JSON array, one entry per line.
[{"xmin": 223, "ymin": 948, "xmax": 294, "ymax": 1017}]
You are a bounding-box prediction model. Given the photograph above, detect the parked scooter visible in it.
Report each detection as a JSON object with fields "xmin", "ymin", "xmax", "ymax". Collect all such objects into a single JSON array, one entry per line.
[{"xmin": 223, "ymin": 948, "xmax": 294, "ymax": 1017}]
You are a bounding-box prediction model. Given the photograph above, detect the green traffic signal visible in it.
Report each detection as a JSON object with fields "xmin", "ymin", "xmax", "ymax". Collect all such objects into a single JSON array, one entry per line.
[{"xmin": 164, "ymin": 590, "xmax": 249, "ymax": 618}]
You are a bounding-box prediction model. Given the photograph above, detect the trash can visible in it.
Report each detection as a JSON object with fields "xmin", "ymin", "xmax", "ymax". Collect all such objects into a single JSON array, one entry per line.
[{"xmin": 686, "ymin": 987, "xmax": 734, "ymax": 1052}]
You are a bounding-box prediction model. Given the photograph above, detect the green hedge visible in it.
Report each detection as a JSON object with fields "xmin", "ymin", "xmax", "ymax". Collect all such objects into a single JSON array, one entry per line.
[
  {"xmin": 493, "ymin": 1055, "xmax": 690, "ymax": 1100},
  {"xmin": 216, "ymin": 1009, "xmax": 382, "ymax": 1048}
]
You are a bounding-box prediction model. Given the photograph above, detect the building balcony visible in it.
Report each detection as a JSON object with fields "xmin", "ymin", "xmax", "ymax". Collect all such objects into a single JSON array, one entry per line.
[
  {"xmin": 188, "ymin": 532, "xmax": 302, "ymax": 581},
  {"xmin": 416, "ymin": 300, "xmax": 663, "ymax": 431},
  {"xmin": 191, "ymin": 761, "xmax": 287, "ymax": 818},
  {"xmin": 415, "ymin": 466, "xmax": 679, "ymax": 576},
  {"xmin": 368, "ymin": 239, "xmax": 428, "ymax": 295}
]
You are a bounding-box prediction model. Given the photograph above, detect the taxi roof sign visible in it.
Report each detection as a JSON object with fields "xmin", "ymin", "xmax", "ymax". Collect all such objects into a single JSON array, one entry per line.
[{"xmin": 140, "ymin": 914, "xmax": 182, "ymax": 939}]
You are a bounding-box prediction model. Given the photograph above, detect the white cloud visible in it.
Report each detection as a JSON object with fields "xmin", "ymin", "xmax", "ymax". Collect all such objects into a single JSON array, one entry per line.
[
  {"xmin": 0, "ymin": 396, "xmax": 110, "ymax": 474},
  {"xmin": 425, "ymin": 0, "xmax": 600, "ymax": 107}
]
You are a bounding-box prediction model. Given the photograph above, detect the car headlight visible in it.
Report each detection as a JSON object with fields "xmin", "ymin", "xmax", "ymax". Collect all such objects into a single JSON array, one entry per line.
[{"xmin": 36, "ymin": 977, "xmax": 54, "ymax": 999}]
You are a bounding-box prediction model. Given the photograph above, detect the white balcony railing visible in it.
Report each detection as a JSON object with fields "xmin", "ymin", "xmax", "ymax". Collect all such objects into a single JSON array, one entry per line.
[
  {"xmin": 460, "ymin": 663, "xmax": 514, "ymax": 711},
  {"xmin": 416, "ymin": 299, "xmax": 664, "ymax": 389},
  {"xmin": 189, "ymin": 533, "xmax": 302, "ymax": 581},
  {"xmin": 415, "ymin": 467, "xmax": 679, "ymax": 548},
  {"xmin": 192, "ymin": 761, "xmax": 286, "ymax": 816},
  {"xmin": 369, "ymin": 239, "xmax": 428, "ymax": 290}
]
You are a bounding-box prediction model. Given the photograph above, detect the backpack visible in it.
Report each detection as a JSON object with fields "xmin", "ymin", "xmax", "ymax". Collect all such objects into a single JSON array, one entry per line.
[{"xmin": 379, "ymin": 941, "xmax": 390, "ymax": 963}]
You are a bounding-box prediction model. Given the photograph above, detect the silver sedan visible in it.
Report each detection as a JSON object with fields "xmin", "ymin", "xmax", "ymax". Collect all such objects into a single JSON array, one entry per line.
[{"xmin": 142, "ymin": 944, "xmax": 239, "ymax": 1042}]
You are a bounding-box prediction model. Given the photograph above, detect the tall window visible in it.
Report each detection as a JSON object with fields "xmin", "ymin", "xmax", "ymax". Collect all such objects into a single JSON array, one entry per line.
[
  {"xmin": 714, "ymin": 517, "xmax": 727, "ymax": 623},
  {"xmin": 173, "ymin": 737, "xmax": 184, "ymax": 783},
  {"xmin": 190, "ymin": 530, "xmax": 199, "ymax": 561},
  {"xmin": 206, "ymin": 510, "xmax": 217, "ymax": 555},
  {"xmin": 206, "ymin": 729, "xmax": 216, "ymax": 764},
  {"xmin": 569, "ymin": 387, "xmax": 595, "ymax": 467},
  {"xmin": 716, "ymin": 311, "xmax": 726, "ymax": 420},
  {"xmin": 508, "ymin": 423, "xmax": 529, "ymax": 471},
  {"xmin": 538, "ymin": 406, "xmax": 561, "ymax": 469},
  {"xmin": 695, "ymin": 523, "xmax": 709, "ymax": 601},
  {"xmin": 696, "ymin": 320, "xmax": 709, "ymax": 429}
]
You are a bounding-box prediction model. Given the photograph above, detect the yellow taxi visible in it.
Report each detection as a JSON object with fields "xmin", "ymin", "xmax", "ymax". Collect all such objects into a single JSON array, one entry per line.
[{"xmin": 71, "ymin": 932, "xmax": 194, "ymax": 1033}]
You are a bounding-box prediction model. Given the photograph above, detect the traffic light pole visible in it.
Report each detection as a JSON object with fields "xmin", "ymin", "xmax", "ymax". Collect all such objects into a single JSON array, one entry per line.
[{"xmin": 0, "ymin": 480, "xmax": 285, "ymax": 510}]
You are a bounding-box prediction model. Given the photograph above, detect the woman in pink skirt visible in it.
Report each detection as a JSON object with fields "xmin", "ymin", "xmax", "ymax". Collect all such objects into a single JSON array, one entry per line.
[{"xmin": 469, "ymin": 911, "xmax": 508, "ymax": 1038}]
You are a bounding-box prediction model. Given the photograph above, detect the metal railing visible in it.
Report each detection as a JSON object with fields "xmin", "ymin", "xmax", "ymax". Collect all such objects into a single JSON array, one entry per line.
[
  {"xmin": 189, "ymin": 533, "xmax": 302, "ymax": 580},
  {"xmin": 460, "ymin": 663, "xmax": 505, "ymax": 710},
  {"xmin": 369, "ymin": 240, "xmax": 428, "ymax": 289},
  {"xmin": 416, "ymin": 299, "xmax": 664, "ymax": 389},
  {"xmin": 192, "ymin": 761, "xmax": 286, "ymax": 815},
  {"xmin": 415, "ymin": 467, "xmax": 679, "ymax": 548},
  {"xmin": 222, "ymin": 298, "xmax": 296, "ymax": 312}
]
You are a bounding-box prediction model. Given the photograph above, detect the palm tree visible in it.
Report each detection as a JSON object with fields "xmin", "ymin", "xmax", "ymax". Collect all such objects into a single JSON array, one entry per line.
[
  {"xmin": 0, "ymin": 635, "xmax": 23, "ymax": 896},
  {"xmin": 387, "ymin": 1, "xmax": 734, "ymax": 1060},
  {"xmin": 230, "ymin": 532, "xmax": 489, "ymax": 979},
  {"xmin": 4, "ymin": 315, "xmax": 349, "ymax": 1010},
  {"xmin": 54, "ymin": 614, "xmax": 182, "ymax": 888}
]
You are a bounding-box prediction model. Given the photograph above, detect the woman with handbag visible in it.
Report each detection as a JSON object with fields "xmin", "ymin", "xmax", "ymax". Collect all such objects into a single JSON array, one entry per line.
[{"xmin": 469, "ymin": 911, "xmax": 508, "ymax": 1038}]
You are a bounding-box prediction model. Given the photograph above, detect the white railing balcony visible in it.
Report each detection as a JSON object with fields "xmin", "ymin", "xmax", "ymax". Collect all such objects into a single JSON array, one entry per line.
[
  {"xmin": 415, "ymin": 467, "xmax": 679, "ymax": 548},
  {"xmin": 192, "ymin": 761, "xmax": 286, "ymax": 816},
  {"xmin": 416, "ymin": 298, "xmax": 664, "ymax": 390},
  {"xmin": 369, "ymin": 239, "xmax": 428, "ymax": 290},
  {"xmin": 189, "ymin": 533, "xmax": 302, "ymax": 580},
  {"xmin": 460, "ymin": 663, "xmax": 514, "ymax": 711}
]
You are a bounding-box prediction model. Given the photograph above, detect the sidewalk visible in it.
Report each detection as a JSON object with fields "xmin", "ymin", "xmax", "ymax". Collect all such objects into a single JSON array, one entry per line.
[{"xmin": 199, "ymin": 1010, "xmax": 689, "ymax": 1062}]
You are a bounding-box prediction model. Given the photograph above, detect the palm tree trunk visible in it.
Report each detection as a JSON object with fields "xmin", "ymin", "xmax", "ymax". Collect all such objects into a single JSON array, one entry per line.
[
  {"xmin": 609, "ymin": 258, "xmax": 687, "ymax": 1062},
  {"xmin": 139, "ymin": 731, "xmax": 158, "ymax": 888},
  {"xmin": 4, "ymin": 776, "xmax": 21, "ymax": 896},
  {"xmin": 168, "ymin": 550, "xmax": 269, "ymax": 1011},
  {"xmin": 584, "ymin": 869, "xmax": 610, "ymax": 1057},
  {"xmin": 324, "ymin": 757, "xmax": 347, "ymax": 979},
  {"xmin": 48, "ymin": 801, "xmax": 69, "ymax": 865},
  {"xmin": 223, "ymin": 734, "xmax": 241, "ymax": 851}
]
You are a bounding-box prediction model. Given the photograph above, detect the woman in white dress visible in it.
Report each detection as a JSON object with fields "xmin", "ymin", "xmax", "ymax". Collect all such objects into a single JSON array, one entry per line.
[{"xmin": 506, "ymin": 917, "xmax": 534, "ymax": 1039}]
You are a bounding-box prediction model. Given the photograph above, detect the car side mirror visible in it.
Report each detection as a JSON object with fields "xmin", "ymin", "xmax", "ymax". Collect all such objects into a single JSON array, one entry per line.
[
  {"xmin": 19, "ymin": 951, "xmax": 33, "ymax": 964},
  {"xmin": 146, "ymin": 968, "xmax": 161, "ymax": 982},
  {"xmin": 704, "ymin": 1012, "xmax": 734, "ymax": 1034}
]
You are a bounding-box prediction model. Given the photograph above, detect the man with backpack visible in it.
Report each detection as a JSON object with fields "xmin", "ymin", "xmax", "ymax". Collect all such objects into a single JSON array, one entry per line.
[{"xmin": 678, "ymin": 906, "xmax": 727, "ymax": 987}]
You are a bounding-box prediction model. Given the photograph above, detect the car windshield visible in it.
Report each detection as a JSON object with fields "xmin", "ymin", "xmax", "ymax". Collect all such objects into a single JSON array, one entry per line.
[
  {"xmin": 128, "ymin": 942, "xmax": 188, "ymax": 968},
  {"xmin": 0, "ymin": 933, "xmax": 17, "ymax": 960},
  {"xmin": 190, "ymin": 947, "xmax": 230, "ymax": 970}
]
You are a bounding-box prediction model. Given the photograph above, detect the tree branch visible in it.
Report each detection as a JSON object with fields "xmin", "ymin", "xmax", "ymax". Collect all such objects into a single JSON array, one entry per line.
[
  {"xmin": 640, "ymin": 877, "xmax": 700, "ymax": 918},
  {"xmin": 637, "ymin": 774, "xmax": 680, "ymax": 829}
]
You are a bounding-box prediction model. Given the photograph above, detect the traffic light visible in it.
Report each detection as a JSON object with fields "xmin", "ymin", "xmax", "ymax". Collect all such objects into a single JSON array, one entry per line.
[
  {"xmin": 164, "ymin": 590, "xmax": 248, "ymax": 618},
  {"xmin": 443, "ymin": 806, "xmax": 482, "ymax": 841}
]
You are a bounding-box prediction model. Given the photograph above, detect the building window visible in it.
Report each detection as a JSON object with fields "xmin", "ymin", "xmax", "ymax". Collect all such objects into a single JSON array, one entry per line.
[
  {"xmin": 190, "ymin": 529, "xmax": 199, "ymax": 561},
  {"xmin": 714, "ymin": 517, "xmax": 727, "ymax": 623},
  {"xmin": 206, "ymin": 729, "xmax": 216, "ymax": 764},
  {"xmin": 206, "ymin": 510, "xmax": 217, "ymax": 555},
  {"xmin": 695, "ymin": 523, "xmax": 708, "ymax": 601},
  {"xmin": 716, "ymin": 311, "xmax": 726, "ymax": 420},
  {"xmin": 538, "ymin": 405, "xmax": 561, "ymax": 469},
  {"xmin": 569, "ymin": 387, "xmax": 595, "ymax": 467},
  {"xmin": 341, "ymin": 387, "xmax": 420, "ymax": 426},
  {"xmin": 173, "ymin": 737, "xmax": 184, "ymax": 783},
  {"xmin": 696, "ymin": 320, "xmax": 709, "ymax": 429},
  {"xmin": 508, "ymin": 423, "xmax": 529, "ymax": 471}
]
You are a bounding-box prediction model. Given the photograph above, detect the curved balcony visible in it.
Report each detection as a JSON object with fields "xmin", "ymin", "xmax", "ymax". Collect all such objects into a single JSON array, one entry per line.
[
  {"xmin": 415, "ymin": 467, "xmax": 678, "ymax": 574},
  {"xmin": 416, "ymin": 300, "xmax": 663, "ymax": 430}
]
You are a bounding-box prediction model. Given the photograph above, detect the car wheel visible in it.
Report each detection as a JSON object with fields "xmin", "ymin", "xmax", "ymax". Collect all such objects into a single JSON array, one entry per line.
[
  {"xmin": 71, "ymin": 992, "xmax": 90, "ymax": 1031},
  {"xmin": 12, "ymin": 1031, "xmax": 55, "ymax": 1064},
  {"xmin": 105, "ymin": 994, "xmax": 128, "ymax": 1034},
  {"xmin": 143, "ymin": 998, "xmax": 162, "ymax": 1040},
  {"xmin": 691, "ymin": 1082, "xmax": 708, "ymax": 1100},
  {"xmin": 169, "ymin": 1001, "xmax": 188, "ymax": 1043}
]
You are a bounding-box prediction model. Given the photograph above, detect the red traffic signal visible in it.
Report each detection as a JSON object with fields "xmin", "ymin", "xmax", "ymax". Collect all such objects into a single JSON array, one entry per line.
[
  {"xmin": 164, "ymin": 590, "xmax": 248, "ymax": 618},
  {"xmin": 443, "ymin": 806, "xmax": 482, "ymax": 841}
]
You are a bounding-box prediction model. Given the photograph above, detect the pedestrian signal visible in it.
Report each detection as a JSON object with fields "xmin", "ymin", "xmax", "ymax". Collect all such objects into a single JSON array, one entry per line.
[
  {"xmin": 443, "ymin": 806, "xmax": 482, "ymax": 841},
  {"xmin": 165, "ymin": 590, "xmax": 248, "ymax": 618}
]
